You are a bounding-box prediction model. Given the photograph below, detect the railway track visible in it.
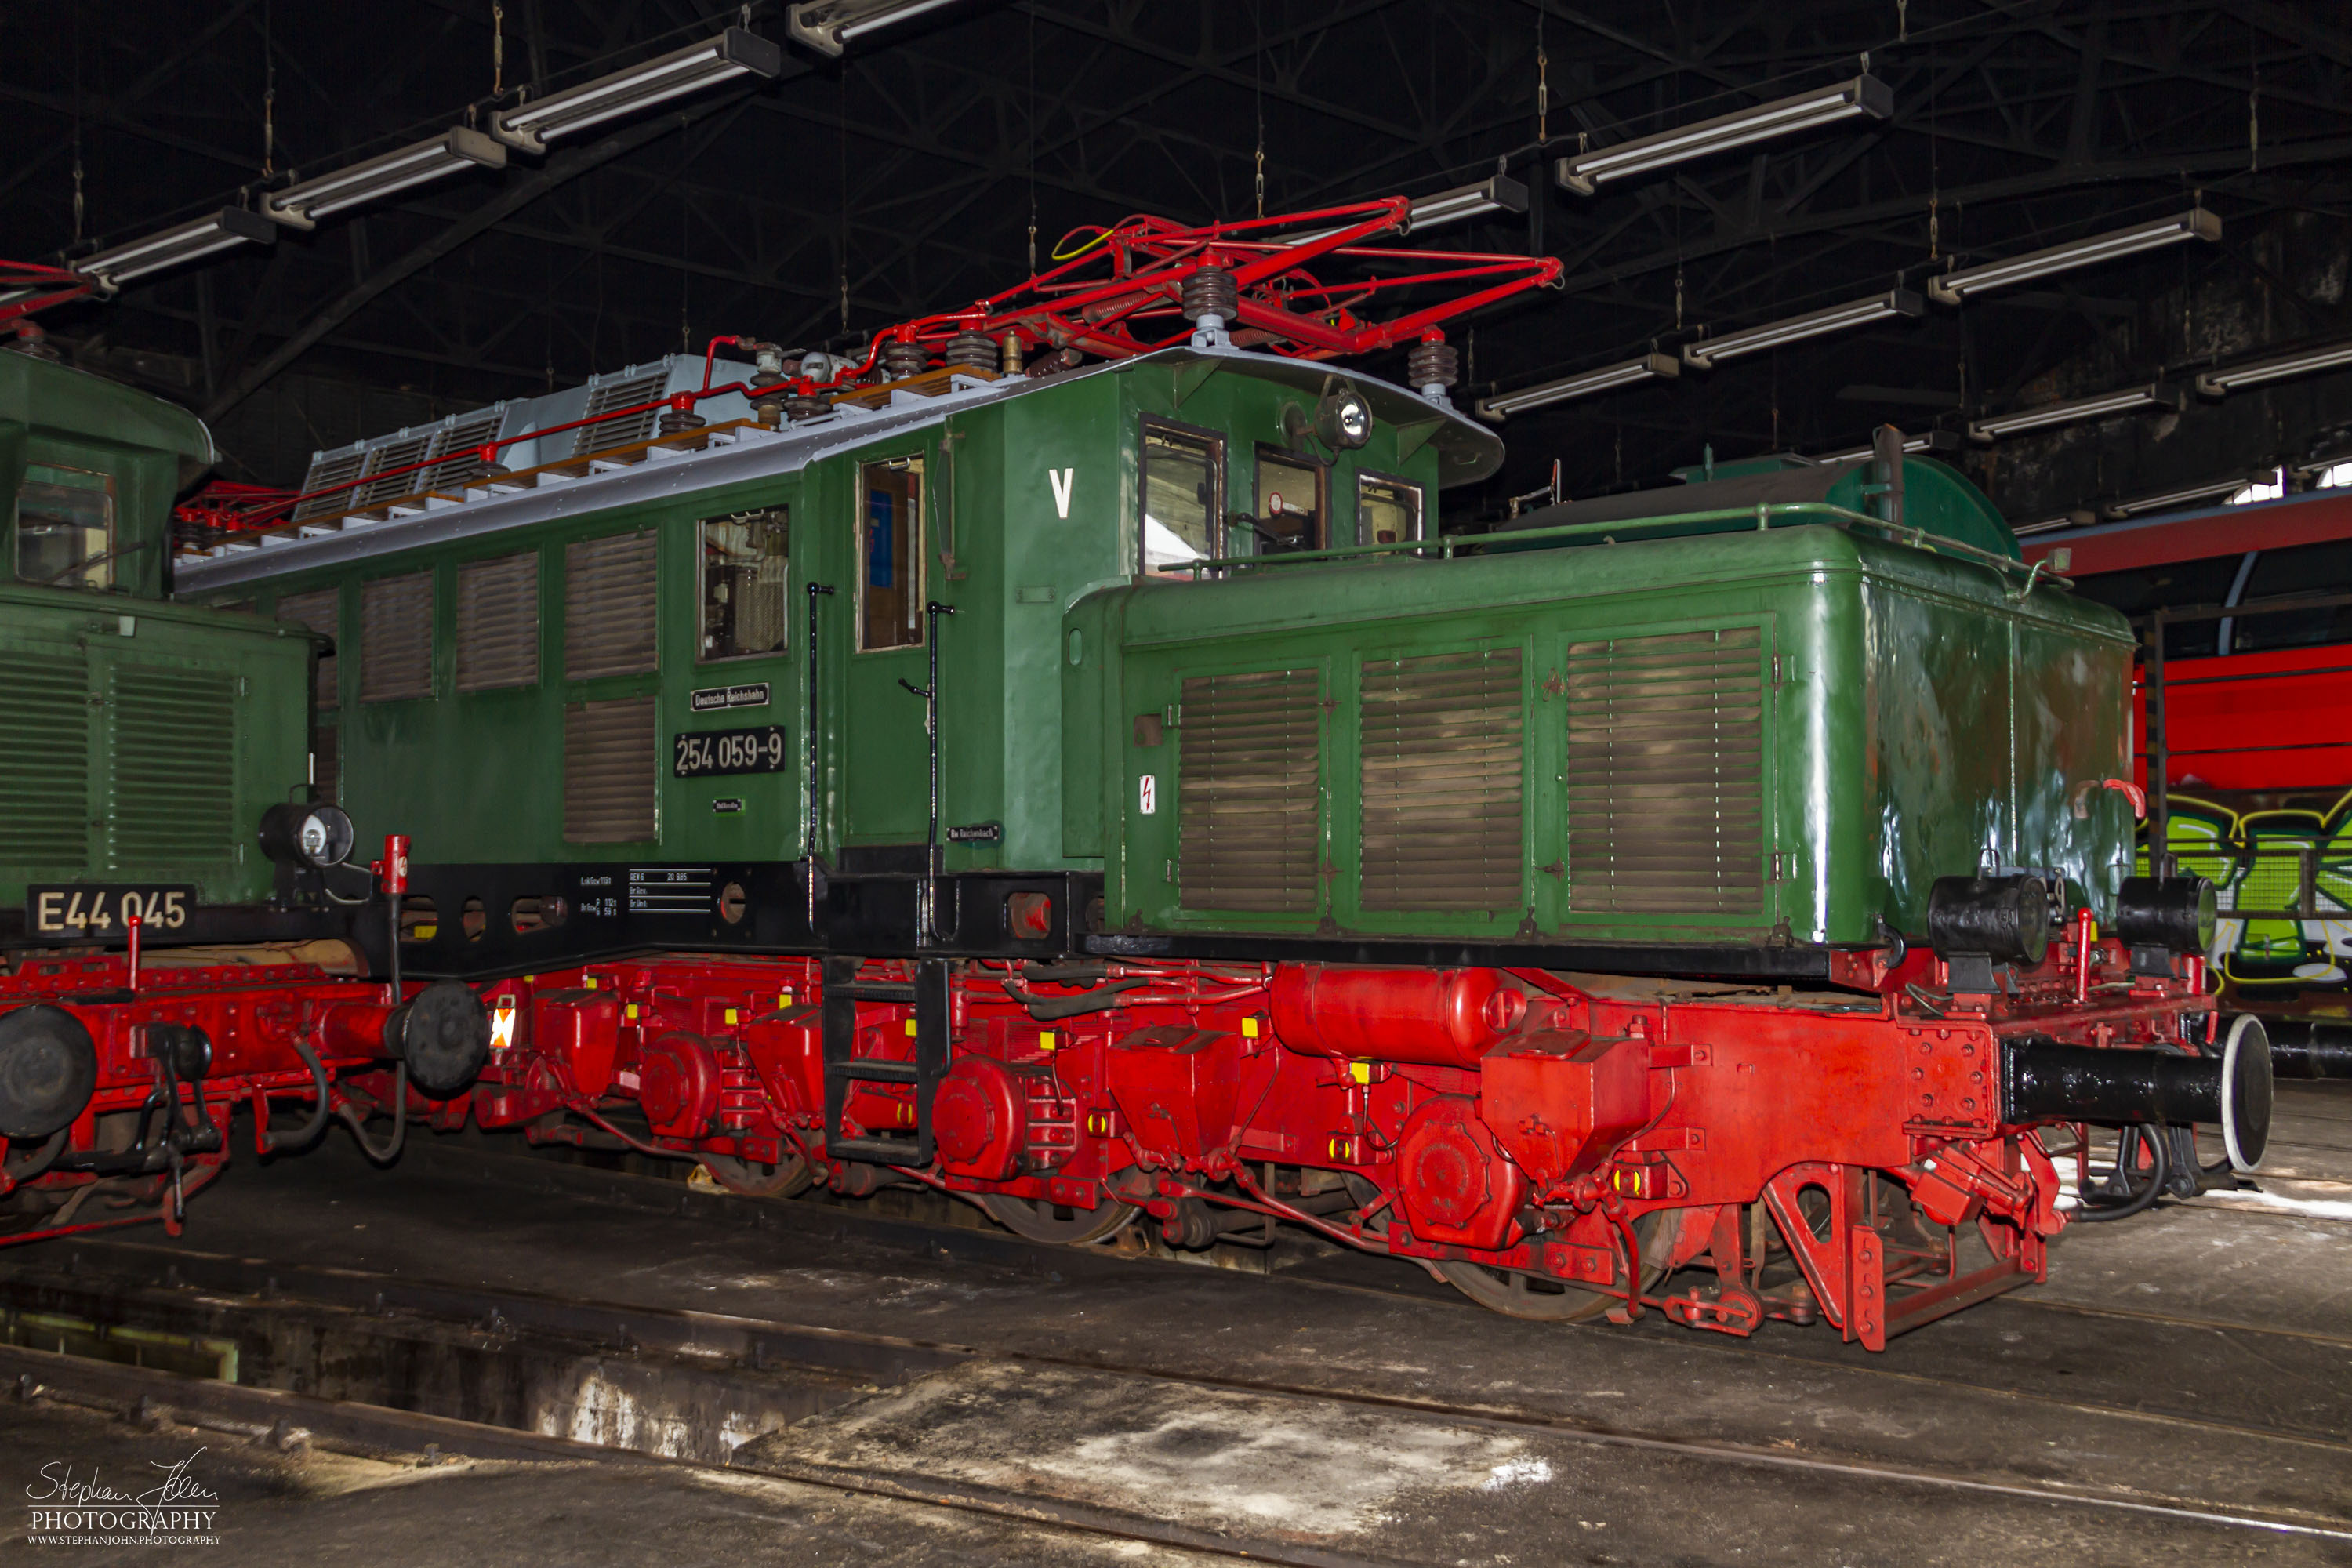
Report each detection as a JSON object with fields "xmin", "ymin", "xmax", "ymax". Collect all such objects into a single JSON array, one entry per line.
[
  {"xmin": 5, "ymin": 1139, "xmax": 2347, "ymax": 1555},
  {"xmin": 414, "ymin": 1128, "xmax": 2352, "ymax": 1446},
  {"xmin": 4, "ymin": 1243, "xmax": 2347, "ymax": 1555}
]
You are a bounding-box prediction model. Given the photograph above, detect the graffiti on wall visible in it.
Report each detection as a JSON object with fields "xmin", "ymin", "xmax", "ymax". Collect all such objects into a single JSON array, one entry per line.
[{"xmin": 2140, "ymin": 792, "xmax": 2352, "ymax": 989}]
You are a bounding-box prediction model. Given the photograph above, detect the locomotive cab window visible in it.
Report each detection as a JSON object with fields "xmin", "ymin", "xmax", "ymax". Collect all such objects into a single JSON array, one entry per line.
[
  {"xmin": 1140, "ymin": 421, "xmax": 1222, "ymax": 576},
  {"xmin": 1356, "ymin": 473, "xmax": 1423, "ymax": 546},
  {"xmin": 858, "ymin": 458, "xmax": 923, "ymax": 651},
  {"xmin": 14, "ymin": 462, "xmax": 116, "ymax": 590},
  {"xmin": 700, "ymin": 506, "xmax": 789, "ymax": 661},
  {"xmin": 1254, "ymin": 446, "xmax": 1326, "ymax": 556}
]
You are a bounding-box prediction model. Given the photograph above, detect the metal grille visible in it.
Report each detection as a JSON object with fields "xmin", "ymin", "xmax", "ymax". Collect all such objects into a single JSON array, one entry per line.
[
  {"xmin": 275, "ymin": 588, "xmax": 339, "ymax": 709},
  {"xmin": 1360, "ymin": 648, "xmax": 1523, "ymax": 912},
  {"xmin": 0, "ymin": 652, "xmax": 89, "ymax": 869},
  {"xmin": 107, "ymin": 664, "xmax": 234, "ymax": 869},
  {"xmin": 356, "ymin": 433, "xmax": 434, "ymax": 510},
  {"xmin": 565, "ymin": 531, "xmax": 657, "ymax": 680},
  {"xmin": 564, "ymin": 695, "xmax": 656, "ymax": 843},
  {"xmin": 425, "ymin": 410, "xmax": 505, "ymax": 492},
  {"xmin": 1563, "ymin": 627, "xmax": 1766, "ymax": 915},
  {"xmin": 572, "ymin": 372, "xmax": 667, "ymax": 458},
  {"xmin": 1178, "ymin": 669, "xmax": 1320, "ymax": 913},
  {"xmin": 456, "ymin": 552, "xmax": 539, "ymax": 691},
  {"xmin": 314, "ymin": 720, "xmax": 339, "ymax": 809},
  {"xmin": 295, "ymin": 449, "xmax": 367, "ymax": 521},
  {"xmin": 360, "ymin": 572, "xmax": 435, "ymax": 702}
]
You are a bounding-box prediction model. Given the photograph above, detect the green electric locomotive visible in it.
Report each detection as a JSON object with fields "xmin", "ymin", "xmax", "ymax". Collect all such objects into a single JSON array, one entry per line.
[
  {"xmin": 0, "ymin": 350, "xmax": 322, "ymax": 942},
  {"xmin": 158, "ymin": 216, "xmax": 2252, "ymax": 1343},
  {"xmin": 174, "ymin": 344, "xmax": 2130, "ymax": 971}
]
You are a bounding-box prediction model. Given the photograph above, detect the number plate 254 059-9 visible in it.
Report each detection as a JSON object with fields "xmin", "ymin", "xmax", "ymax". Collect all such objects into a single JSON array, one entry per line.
[
  {"xmin": 673, "ymin": 726, "xmax": 788, "ymax": 778},
  {"xmin": 29, "ymin": 884, "xmax": 195, "ymax": 935}
]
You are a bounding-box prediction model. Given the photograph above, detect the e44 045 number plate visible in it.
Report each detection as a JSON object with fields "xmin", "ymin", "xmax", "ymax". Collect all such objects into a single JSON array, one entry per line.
[{"xmin": 29, "ymin": 884, "xmax": 195, "ymax": 935}]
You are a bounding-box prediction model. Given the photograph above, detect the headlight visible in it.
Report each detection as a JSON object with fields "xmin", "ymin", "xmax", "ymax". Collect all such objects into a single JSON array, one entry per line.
[
  {"xmin": 260, "ymin": 802, "xmax": 357, "ymax": 869},
  {"xmin": 2117, "ymin": 875, "xmax": 2216, "ymax": 955},
  {"xmin": 1316, "ymin": 385, "xmax": 1373, "ymax": 449}
]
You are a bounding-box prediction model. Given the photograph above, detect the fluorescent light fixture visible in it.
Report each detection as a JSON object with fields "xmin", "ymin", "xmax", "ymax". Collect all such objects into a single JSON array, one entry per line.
[
  {"xmin": 788, "ymin": 0, "xmax": 970, "ymax": 57},
  {"xmin": 2104, "ymin": 475, "xmax": 2259, "ymax": 517},
  {"xmin": 1556, "ymin": 74, "xmax": 1890, "ymax": 196},
  {"xmin": 1407, "ymin": 172, "xmax": 1529, "ymax": 230},
  {"xmin": 1927, "ymin": 209, "xmax": 2220, "ymax": 306},
  {"xmin": 1475, "ymin": 353, "xmax": 1679, "ymax": 420},
  {"xmin": 76, "ymin": 206, "xmax": 278, "ymax": 287},
  {"xmin": 1682, "ymin": 288, "xmax": 1922, "ymax": 369},
  {"xmin": 2196, "ymin": 337, "xmax": 2352, "ymax": 397},
  {"xmin": 2012, "ymin": 511, "xmax": 2096, "ymax": 536},
  {"xmin": 1281, "ymin": 175, "xmax": 1530, "ymax": 247},
  {"xmin": 265, "ymin": 127, "xmax": 506, "ymax": 230},
  {"xmin": 1812, "ymin": 429, "xmax": 1961, "ymax": 463},
  {"xmin": 1969, "ymin": 383, "xmax": 2182, "ymax": 441},
  {"xmin": 491, "ymin": 27, "xmax": 781, "ymax": 154}
]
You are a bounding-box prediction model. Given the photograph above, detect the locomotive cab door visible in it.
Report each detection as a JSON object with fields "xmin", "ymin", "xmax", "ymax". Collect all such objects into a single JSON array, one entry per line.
[{"xmin": 840, "ymin": 454, "xmax": 932, "ymax": 848}]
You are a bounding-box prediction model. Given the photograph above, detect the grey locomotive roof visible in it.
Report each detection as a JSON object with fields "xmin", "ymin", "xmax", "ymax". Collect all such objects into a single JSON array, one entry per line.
[
  {"xmin": 1495, "ymin": 460, "xmax": 1867, "ymax": 535},
  {"xmin": 176, "ymin": 344, "xmax": 1499, "ymax": 593}
]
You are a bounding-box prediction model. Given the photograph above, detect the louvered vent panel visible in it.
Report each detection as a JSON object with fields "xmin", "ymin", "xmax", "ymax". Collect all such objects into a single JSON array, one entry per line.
[
  {"xmin": 456, "ymin": 552, "xmax": 539, "ymax": 691},
  {"xmin": 356, "ymin": 434, "xmax": 434, "ymax": 510},
  {"xmin": 425, "ymin": 410, "xmax": 505, "ymax": 492},
  {"xmin": 314, "ymin": 720, "xmax": 339, "ymax": 809},
  {"xmin": 295, "ymin": 449, "xmax": 367, "ymax": 521},
  {"xmin": 564, "ymin": 696, "xmax": 656, "ymax": 843},
  {"xmin": 276, "ymin": 589, "xmax": 340, "ymax": 709},
  {"xmin": 108, "ymin": 665, "xmax": 234, "ymax": 869},
  {"xmin": 0, "ymin": 652, "xmax": 89, "ymax": 869},
  {"xmin": 565, "ymin": 532, "xmax": 657, "ymax": 679},
  {"xmin": 1563, "ymin": 627, "xmax": 1766, "ymax": 915},
  {"xmin": 572, "ymin": 372, "xmax": 667, "ymax": 457},
  {"xmin": 360, "ymin": 572, "xmax": 435, "ymax": 702},
  {"xmin": 1360, "ymin": 649, "xmax": 1523, "ymax": 912},
  {"xmin": 1178, "ymin": 669, "xmax": 1320, "ymax": 913}
]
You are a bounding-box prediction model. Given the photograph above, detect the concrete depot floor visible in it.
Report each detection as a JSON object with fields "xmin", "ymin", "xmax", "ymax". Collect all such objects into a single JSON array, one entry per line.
[{"xmin": 0, "ymin": 1080, "xmax": 2345, "ymax": 1566}]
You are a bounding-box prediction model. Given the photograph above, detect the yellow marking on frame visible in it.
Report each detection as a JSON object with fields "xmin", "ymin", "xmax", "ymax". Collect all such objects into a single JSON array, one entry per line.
[{"xmin": 1241, "ymin": 1018, "xmax": 1261, "ymax": 1039}]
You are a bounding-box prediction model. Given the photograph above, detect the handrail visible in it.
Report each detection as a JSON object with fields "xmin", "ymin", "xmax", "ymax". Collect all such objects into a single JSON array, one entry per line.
[{"xmin": 1175, "ymin": 500, "xmax": 2063, "ymax": 593}]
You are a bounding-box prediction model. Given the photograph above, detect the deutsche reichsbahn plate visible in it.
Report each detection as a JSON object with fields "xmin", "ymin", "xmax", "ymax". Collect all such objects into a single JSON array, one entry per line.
[
  {"xmin": 28, "ymin": 884, "xmax": 196, "ymax": 936},
  {"xmin": 673, "ymin": 726, "xmax": 788, "ymax": 777}
]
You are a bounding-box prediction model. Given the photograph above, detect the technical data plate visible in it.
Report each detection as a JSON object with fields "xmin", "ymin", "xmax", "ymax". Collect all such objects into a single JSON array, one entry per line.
[{"xmin": 673, "ymin": 725, "xmax": 789, "ymax": 777}]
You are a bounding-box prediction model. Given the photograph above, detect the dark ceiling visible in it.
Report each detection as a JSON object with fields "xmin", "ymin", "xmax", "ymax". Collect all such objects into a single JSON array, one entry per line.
[{"xmin": 6, "ymin": 1, "xmax": 2350, "ymax": 523}]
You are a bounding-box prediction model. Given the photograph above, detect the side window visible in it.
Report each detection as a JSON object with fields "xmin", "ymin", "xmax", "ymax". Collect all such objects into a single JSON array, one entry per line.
[
  {"xmin": 1356, "ymin": 473, "xmax": 1423, "ymax": 546},
  {"xmin": 1254, "ymin": 447, "xmax": 1326, "ymax": 555},
  {"xmin": 15, "ymin": 463, "xmax": 116, "ymax": 590},
  {"xmin": 1140, "ymin": 423, "xmax": 1221, "ymax": 576},
  {"xmin": 701, "ymin": 506, "xmax": 789, "ymax": 661},
  {"xmin": 858, "ymin": 459, "xmax": 923, "ymax": 651}
]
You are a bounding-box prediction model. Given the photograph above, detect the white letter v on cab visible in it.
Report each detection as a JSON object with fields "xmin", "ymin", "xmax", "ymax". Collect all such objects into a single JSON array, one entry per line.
[{"xmin": 1049, "ymin": 467, "xmax": 1075, "ymax": 519}]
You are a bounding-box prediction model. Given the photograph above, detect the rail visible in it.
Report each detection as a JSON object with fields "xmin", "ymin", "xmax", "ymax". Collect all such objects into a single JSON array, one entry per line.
[{"xmin": 1176, "ymin": 500, "xmax": 2060, "ymax": 595}]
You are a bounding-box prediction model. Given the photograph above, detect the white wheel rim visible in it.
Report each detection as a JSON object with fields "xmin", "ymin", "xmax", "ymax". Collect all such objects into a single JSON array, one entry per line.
[{"xmin": 2220, "ymin": 1013, "xmax": 2263, "ymax": 1173}]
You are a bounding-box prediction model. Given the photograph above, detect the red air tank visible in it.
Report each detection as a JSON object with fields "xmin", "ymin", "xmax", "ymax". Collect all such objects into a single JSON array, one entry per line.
[{"xmin": 1270, "ymin": 964, "xmax": 1526, "ymax": 1068}]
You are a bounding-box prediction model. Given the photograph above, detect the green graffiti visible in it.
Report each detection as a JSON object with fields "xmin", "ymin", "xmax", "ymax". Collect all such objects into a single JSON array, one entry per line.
[{"xmin": 2136, "ymin": 791, "xmax": 2352, "ymax": 987}]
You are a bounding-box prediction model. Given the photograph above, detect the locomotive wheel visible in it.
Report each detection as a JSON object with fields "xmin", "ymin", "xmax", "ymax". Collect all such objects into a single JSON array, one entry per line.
[
  {"xmin": 1437, "ymin": 1210, "xmax": 1675, "ymax": 1323},
  {"xmin": 696, "ymin": 1151, "xmax": 815, "ymax": 1199},
  {"xmin": 979, "ymin": 1192, "xmax": 1138, "ymax": 1244}
]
